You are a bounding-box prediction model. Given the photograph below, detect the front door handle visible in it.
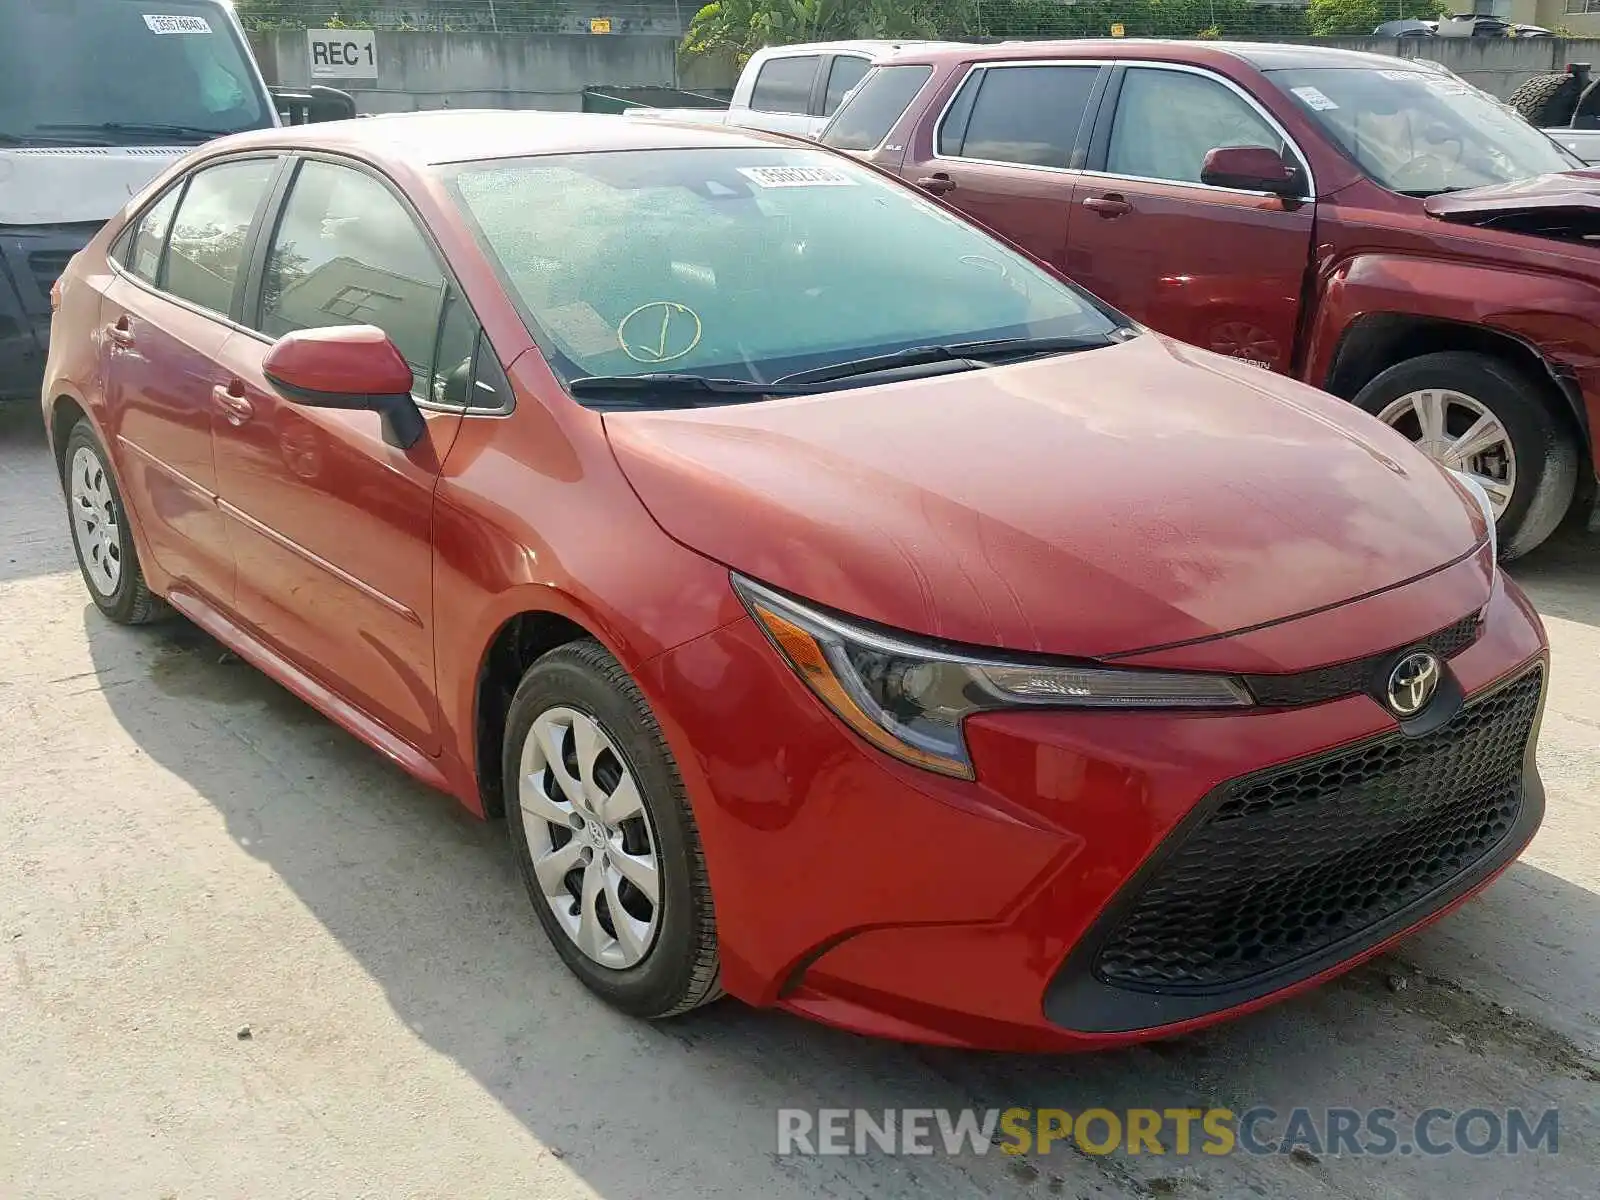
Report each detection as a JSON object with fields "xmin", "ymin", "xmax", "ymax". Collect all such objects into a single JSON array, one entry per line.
[
  {"xmin": 1082, "ymin": 194, "xmax": 1133, "ymax": 218},
  {"xmin": 212, "ymin": 382, "xmax": 254, "ymax": 425},
  {"xmin": 916, "ymin": 172, "xmax": 956, "ymax": 196},
  {"xmin": 106, "ymin": 317, "xmax": 135, "ymax": 348}
]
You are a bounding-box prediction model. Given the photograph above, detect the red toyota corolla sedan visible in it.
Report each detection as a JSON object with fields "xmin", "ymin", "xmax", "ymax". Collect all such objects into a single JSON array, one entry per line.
[{"xmin": 42, "ymin": 113, "xmax": 1548, "ymax": 1051}]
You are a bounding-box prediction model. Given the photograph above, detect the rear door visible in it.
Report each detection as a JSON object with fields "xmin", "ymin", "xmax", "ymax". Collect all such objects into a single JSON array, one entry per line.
[
  {"xmin": 738, "ymin": 53, "xmax": 822, "ymax": 137},
  {"xmin": 209, "ymin": 156, "xmax": 475, "ymax": 753},
  {"xmin": 99, "ymin": 154, "xmax": 280, "ymax": 606},
  {"xmin": 899, "ymin": 62, "xmax": 1107, "ymax": 276},
  {"xmin": 1067, "ymin": 63, "xmax": 1314, "ymax": 374}
]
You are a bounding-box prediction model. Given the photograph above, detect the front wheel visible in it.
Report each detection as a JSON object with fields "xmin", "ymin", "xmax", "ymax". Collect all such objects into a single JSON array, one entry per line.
[
  {"xmin": 502, "ymin": 639, "xmax": 721, "ymax": 1019},
  {"xmin": 1353, "ymin": 352, "xmax": 1579, "ymax": 560}
]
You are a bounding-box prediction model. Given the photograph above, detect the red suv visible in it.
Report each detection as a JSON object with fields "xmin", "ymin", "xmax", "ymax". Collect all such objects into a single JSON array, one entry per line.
[
  {"xmin": 43, "ymin": 113, "xmax": 1547, "ymax": 1051},
  {"xmin": 825, "ymin": 40, "xmax": 1600, "ymax": 558}
]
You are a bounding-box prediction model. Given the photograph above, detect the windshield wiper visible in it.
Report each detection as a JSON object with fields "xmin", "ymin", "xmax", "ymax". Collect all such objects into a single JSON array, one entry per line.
[
  {"xmin": 774, "ymin": 333, "xmax": 1119, "ymax": 387},
  {"xmin": 36, "ymin": 121, "xmax": 233, "ymax": 143},
  {"xmin": 0, "ymin": 129, "xmax": 112, "ymax": 147},
  {"xmin": 569, "ymin": 373, "xmax": 815, "ymax": 405}
]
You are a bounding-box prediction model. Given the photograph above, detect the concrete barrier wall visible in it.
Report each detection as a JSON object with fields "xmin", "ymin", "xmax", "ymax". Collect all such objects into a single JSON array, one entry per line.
[
  {"xmin": 1314, "ymin": 36, "xmax": 1574, "ymax": 99},
  {"xmin": 250, "ymin": 30, "xmax": 679, "ymax": 113}
]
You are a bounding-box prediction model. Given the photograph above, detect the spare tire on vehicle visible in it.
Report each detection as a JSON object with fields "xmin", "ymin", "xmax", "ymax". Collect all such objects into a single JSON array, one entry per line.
[{"xmin": 1507, "ymin": 71, "xmax": 1579, "ymax": 126}]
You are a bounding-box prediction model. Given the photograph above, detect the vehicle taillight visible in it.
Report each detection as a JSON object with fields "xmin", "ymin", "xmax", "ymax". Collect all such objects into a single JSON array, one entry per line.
[{"xmin": 50, "ymin": 278, "xmax": 63, "ymax": 313}]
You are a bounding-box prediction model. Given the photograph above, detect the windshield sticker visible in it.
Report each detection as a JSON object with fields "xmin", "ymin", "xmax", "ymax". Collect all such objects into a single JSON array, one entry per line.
[
  {"xmin": 1425, "ymin": 78, "xmax": 1470, "ymax": 95},
  {"xmin": 541, "ymin": 302, "xmax": 621, "ymax": 358},
  {"xmin": 1290, "ymin": 86, "xmax": 1339, "ymax": 112},
  {"xmin": 737, "ymin": 165, "xmax": 858, "ymax": 189},
  {"xmin": 1378, "ymin": 69, "xmax": 1419, "ymax": 81},
  {"xmin": 143, "ymin": 14, "xmax": 213, "ymax": 34}
]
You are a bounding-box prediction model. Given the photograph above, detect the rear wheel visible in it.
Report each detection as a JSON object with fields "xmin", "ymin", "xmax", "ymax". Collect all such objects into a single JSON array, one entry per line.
[
  {"xmin": 503, "ymin": 639, "xmax": 721, "ymax": 1018},
  {"xmin": 62, "ymin": 419, "xmax": 166, "ymax": 624},
  {"xmin": 1353, "ymin": 351, "xmax": 1578, "ymax": 560}
]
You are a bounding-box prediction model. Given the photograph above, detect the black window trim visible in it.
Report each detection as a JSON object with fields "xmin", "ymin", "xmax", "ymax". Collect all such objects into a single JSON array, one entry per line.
[
  {"xmin": 930, "ymin": 59, "xmax": 1113, "ymax": 173},
  {"xmin": 105, "ymin": 151, "xmax": 287, "ymax": 337},
  {"xmin": 749, "ymin": 51, "xmax": 824, "ymax": 117},
  {"xmin": 240, "ymin": 149, "xmax": 513, "ymax": 417},
  {"xmin": 1081, "ymin": 61, "xmax": 1317, "ymax": 200}
]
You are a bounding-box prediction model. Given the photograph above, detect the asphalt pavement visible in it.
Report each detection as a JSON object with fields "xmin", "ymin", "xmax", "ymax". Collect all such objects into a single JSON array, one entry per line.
[{"xmin": 1, "ymin": 400, "xmax": 1595, "ymax": 1199}]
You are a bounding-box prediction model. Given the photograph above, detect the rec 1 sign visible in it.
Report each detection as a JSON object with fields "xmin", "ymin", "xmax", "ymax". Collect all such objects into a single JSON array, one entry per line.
[{"xmin": 308, "ymin": 28, "xmax": 378, "ymax": 81}]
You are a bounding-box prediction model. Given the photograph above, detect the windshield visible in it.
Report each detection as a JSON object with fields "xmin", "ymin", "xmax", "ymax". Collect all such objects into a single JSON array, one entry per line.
[
  {"xmin": 0, "ymin": 0, "xmax": 270, "ymax": 145},
  {"xmin": 445, "ymin": 147, "xmax": 1121, "ymax": 403},
  {"xmin": 1270, "ymin": 67, "xmax": 1580, "ymax": 196}
]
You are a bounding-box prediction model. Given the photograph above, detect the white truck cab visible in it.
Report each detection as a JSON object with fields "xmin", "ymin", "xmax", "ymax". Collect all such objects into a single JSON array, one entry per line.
[{"xmin": 1, "ymin": 0, "xmax": 349, "ymax": 401}]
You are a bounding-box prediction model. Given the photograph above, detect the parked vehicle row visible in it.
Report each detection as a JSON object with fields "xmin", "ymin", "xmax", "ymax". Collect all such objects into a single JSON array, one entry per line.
[
  {"xmin": 823, "ymin": 40, "xmax": 1600, "ymax": 559},
  {"xmin": 44, "ymin": 103, "xmax": 1547, "ymax": 1051}
]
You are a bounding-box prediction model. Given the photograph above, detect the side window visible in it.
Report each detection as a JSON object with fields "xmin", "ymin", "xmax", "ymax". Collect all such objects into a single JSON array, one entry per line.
[
  {"xmin": 944, "ymin": 65, "xmax": 1100, "ymax": 169},
  {"xmin": 260, "ymin": 160, "xmax": 446, "ymax": 398},
  {"xmin": 822, "ymin": 55, "xmax": 872, "ymax": 117},
  {"xmin": 750, "ymin": 55, "xmax": 821, "ymax": 115},
  {"xmin": 163, "ymin": 158, "xmax": 277, "ymax": 316},
  {"xmin": 937, "ymin": 71, "xmax": 982, "ymax": 157},
  {"xmin": 822, "ymin": 65, "xmax": 934, "ymax": 152},
  {"xmin": 1107, "ymin": 68, "xmax": 1286, "ymax": 186},
  {"xmin": 120, "ymin": 187, "xmax": 182, "ymax": 285},
  {"xmin": 431, "ymin": 286, "xmax": 479, "ymax": 410}
]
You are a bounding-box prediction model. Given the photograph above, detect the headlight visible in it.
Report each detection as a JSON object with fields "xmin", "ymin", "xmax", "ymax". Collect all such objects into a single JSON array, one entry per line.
[
  {"xmin": 732, "ymin": 575, "xmax": 1253, "ymax": 780},
  {"xmin": 1448, "ymin": 469, "xmax": 1498, "ymax": 563}
]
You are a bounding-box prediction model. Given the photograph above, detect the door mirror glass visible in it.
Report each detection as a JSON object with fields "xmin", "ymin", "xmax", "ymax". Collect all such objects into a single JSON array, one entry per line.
[
  {"xmin": 1200, "ymin": 145, "xmax": 1303, "ymax": 196},
  {"xmin": 263, "ymin": 325, "xmax": 426, "ymax": 448}
]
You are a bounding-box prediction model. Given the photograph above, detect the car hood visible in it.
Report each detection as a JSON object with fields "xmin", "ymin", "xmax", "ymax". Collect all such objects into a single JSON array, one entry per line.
[
  {"xmin": 1422, "ymin": 170, "xmax": 1600, "ymax": 224},
  {"xmin": 604, "ymin": 335, "xmax": 1482, "ymax": 659}
]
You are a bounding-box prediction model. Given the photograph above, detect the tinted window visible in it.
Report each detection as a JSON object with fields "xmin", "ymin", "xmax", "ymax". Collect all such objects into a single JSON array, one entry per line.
[
  {"xmin": 823, "ymin": 65, "xmax": 933, "ymax": 151},
  {"xmin": 164, "ymin": 158, "xmax": 276, "ymax": 315},
  {"xmin": 750, "ymin": 55, "xmax": 820, "ymax": 115},
  {"xmin": 446, "ymin": 147, "xmax": 1120, "ymax": 403},
  {"xmin": 1107, "ymin": 68, "xmax": 1284, "ymax": 185},
  {"xmin": 0, "ymin": 0, "xmax": 271, "ymax": 144},
  {"xmin": 822, "ymin": 55, "xmax": 872, "ymax": 117},
  {"xmin": 260, "ymin": 161, "xmax": 446, "ymax": 397},
  {"xmin": 948, "ymin": 66, "xmax": 1099, "ymax": 169},
  {"xmin": 936, "ymin": 72, "xmax": 981, "ymax": 157},
  {"xmin": 123, "ymin": 187, "xmax": 182, "ymax": 284}
]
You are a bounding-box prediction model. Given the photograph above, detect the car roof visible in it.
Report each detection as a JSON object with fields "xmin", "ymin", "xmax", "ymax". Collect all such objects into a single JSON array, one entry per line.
[
  {"xmin": 897, "ymin": 37, "xmax": 1433, "ymax": 74},
  {"xmin": 206, "ymin": 110, "xmax": 829, "ymax": 168}
]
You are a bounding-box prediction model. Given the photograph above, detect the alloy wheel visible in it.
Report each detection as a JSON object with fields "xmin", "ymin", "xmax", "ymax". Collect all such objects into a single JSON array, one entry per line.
[
  {"xmin": 68, "ymin": 446, "xmax": 122, "ymax": 596},
  {"xmin": 1376, "ymin": 388, "xmax": 1516, "ymax": 517},
  {"xmin": 517, "ymin": 706, "xmax": 662, "ymax": 969}
]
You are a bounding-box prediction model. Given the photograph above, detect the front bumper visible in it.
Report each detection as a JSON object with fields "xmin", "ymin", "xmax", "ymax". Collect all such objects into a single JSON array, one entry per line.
[
  {"xmin": 0, "ymin": 223, "xmax": 100, "ymax": 401},
  {"xmin": 638, "ymin": 564, "xmax": 1548, "ymax": 1052}
]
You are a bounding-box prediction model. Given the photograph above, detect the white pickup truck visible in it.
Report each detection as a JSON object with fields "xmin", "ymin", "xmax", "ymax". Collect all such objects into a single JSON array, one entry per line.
[{"xmin": 628, "ymin": 40, "xmax": 962, "ymax": 138}]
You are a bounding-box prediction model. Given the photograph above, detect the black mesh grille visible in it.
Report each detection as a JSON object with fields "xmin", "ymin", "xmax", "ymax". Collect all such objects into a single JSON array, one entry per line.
[
  {"xmin": 1094, "ymin": 666, "xmax": 1542, "ymax": 994},
  {"xmin": 1245, "ymin": 612, "xmax": 1481, "ymax": 708}
]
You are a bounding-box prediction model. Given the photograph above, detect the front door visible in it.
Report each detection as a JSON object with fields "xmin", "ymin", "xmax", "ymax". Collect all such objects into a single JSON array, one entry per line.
[
  {"xmin": 900, "ymin": 62, "xmax": 1105, "ymax": 276},
  {"xmin": 1067, "ymin": 65, "xmax": 1314, "ymax": 374},
  {"xmin": 100, "ymin": 156, "xmax": 280, "ymax": 605},
  {"xmin": 210, "ymin": 157, "xmax": 468, "ymax": 753}
]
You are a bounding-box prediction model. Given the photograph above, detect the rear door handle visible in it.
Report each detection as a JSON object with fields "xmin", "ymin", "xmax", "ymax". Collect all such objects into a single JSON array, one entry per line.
[
  {"xmin": 1082, "ymin": 194, "xmax": 1133, "ymax": 218},
  {"xmin": 212, "ymin": 382, "xmax": 254, "ymax": 425},
  {"xmin": 916, "ymin": 173, "xmax": 956, "ymax": 196},
  {"xmin": 106, "ymin": 317, "xmax": 135, "ymax": 348}
]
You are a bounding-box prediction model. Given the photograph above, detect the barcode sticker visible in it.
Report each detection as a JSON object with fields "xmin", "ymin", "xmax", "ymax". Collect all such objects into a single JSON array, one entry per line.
[
  {"xmin": 144, "ymin": 14, "xmax": 213, "ymax": 34},
  {"xmin": 737, "ymin": 165, "xmax": 858, "ymax": 189},
  {"xmin": 1291, "ymin": 86, "xmax": 1339, "ymax": 112}
]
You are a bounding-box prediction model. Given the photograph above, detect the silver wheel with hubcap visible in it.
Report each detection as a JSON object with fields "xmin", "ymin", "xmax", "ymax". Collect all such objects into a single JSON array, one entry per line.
[
  {"xmin": 68, "ymin": 444, "xmax": 122, "ymax": 596},
  {"xmin": 517, "ymin": 706, "xmax": 662, "ymax": 969},
  {"xmin": 1376, "ymin": 388, "xmax": 1515, "ymax": 518}
]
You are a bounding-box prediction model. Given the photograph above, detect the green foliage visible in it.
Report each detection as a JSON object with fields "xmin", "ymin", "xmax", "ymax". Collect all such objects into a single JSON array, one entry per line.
[{"xmin": 1307, "ymin": 0, "xmax": 1446, "ymax": 37}]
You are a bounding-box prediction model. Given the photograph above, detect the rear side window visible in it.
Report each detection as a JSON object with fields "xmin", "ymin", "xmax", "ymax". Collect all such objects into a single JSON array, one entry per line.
[
  {"xmin": 259, "ymin": 160, "xmax": 447, "ymax": 397},
  {"xmin": 122, "ymin": 188, "xmax": 182, "ymax": 284},
  {"xmin": 163, "ymin": 157, "xmax": 277, "ymax": 315},
  {"xmin": 822, "ymin": 55, "xmax": 872, "ymax": 117},
  {"xmin": 750, "ymin": 55, "xmax": 820, "ymax": 115},
  {"xmin": 939, "ymin": 65, "xmax": 1100, "ymax": 169},
  {"xmin": 823, "ymin": 65, "xmax": 934, "ymax": 151}
]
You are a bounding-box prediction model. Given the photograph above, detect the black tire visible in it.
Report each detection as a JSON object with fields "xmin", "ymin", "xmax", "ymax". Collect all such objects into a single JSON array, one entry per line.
[
  {"xmin": 61, "ymin": 419, "xmax": 167, "ymax": 625},
  {"xmin": 1506, "ymin": 72, "xmax": 1577, "ymax": 127},
  {"xmin": 502, "ymin": 639, "xmax": 721, "ymax": 1019},
  {"xmin": 1352, "ymin": 351, "xmax": 1579, "ymax": 560}
]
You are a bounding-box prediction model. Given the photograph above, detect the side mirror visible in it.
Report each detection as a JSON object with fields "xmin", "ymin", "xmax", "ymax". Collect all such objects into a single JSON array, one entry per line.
[
  {"xmin": 308, "ymin": 85, "xmax": 357, "ymax": 123},
  {"xmin": 263, "ymin": 325, "xmax": 426, "ymax": 449},
  {"xmin": 1200, "ymin": 145, "xmax": 1306, "ymax": 198}
]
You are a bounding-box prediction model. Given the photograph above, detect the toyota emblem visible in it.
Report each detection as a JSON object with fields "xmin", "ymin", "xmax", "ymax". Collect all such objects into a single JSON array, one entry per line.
[{"xmin": 1386, "ymin": 651, "xmax": 1442, "ymax": 718}]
